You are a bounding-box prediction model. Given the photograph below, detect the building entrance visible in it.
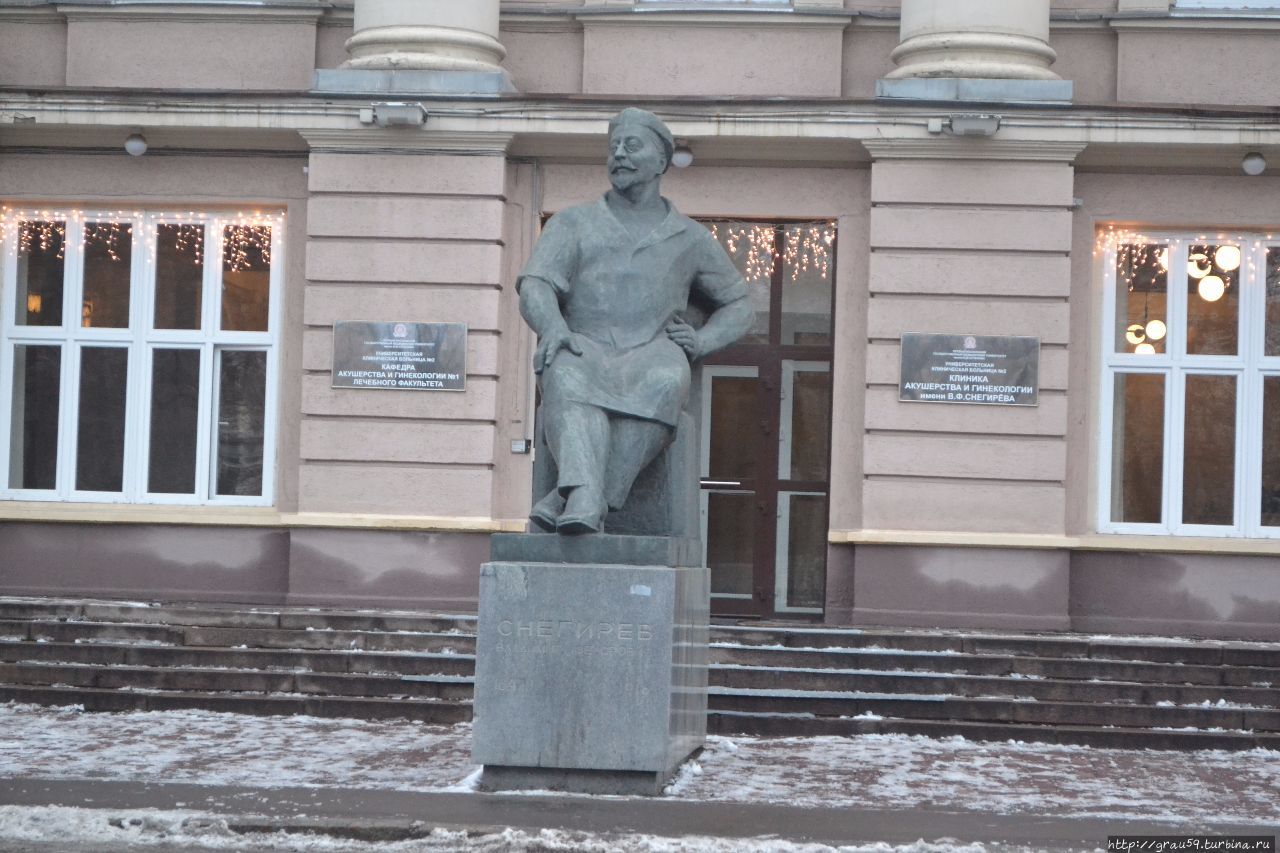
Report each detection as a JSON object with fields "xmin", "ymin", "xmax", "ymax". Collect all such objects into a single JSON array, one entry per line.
[{"xmin": 697, "ymin": 220, "xmax": 836, "ymax": 619}]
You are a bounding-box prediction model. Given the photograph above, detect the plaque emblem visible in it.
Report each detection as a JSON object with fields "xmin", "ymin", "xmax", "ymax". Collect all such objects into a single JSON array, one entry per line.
[
  {"xmin": 392, "ymin": 323, "xmax": 409, "ymax": 338},
  {"xmin": 964, "ymin": 336, "xmax": 977, "ymax": 350}
]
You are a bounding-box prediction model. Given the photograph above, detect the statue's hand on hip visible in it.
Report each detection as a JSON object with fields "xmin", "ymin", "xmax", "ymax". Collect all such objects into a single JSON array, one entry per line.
[
  {"xmin": 665, "ymin": 317, "xmax": 702, "ymax": 362},
  {"xmin": 534, "ymin": 328, "xmax": 585, "ymax": 374}
]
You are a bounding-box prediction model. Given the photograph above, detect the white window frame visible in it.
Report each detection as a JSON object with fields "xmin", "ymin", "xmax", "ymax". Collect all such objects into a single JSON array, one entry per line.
[
  {"xmin": 0, "ymin": 208, "xmax": 284, "ymax": 507},
  {"xmin": 1098, "ymin": 232, "xmax": 1280, "ymax": 538},
  {"xmin": 1174, "ymin": 1, "xmax": 1280, "ymax": 9}
]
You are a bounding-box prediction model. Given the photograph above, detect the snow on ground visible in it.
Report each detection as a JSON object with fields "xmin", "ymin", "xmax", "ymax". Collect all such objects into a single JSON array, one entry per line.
[
  {"xmin": 3, "ymin": 702, "xmax": 1278, "ymax": 826},
  {"xmin": 0, "ymin": 805, "xmax": 1034, "ymax": 853}
]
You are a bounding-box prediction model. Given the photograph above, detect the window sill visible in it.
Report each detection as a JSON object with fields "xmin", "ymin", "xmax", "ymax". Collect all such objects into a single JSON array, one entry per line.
[
  {"xmin": 830, "ymin": 528, "xmax": 1280, "ymax": 556},
  {"xmin": 0, "ymin": 502, "xmax": 528, "ymax": 533}
]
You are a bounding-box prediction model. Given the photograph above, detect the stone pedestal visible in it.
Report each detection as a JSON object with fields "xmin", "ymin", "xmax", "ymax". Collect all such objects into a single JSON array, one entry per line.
[{"xmin": 472, "ymin": 536, "xmax": 709, "ymax": 796}]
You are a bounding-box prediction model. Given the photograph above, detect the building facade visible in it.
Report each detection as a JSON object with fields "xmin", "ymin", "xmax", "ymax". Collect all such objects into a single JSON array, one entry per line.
[{"xmin": 1, "ymin": 0, "xmax": 1278, "ymax": 640}]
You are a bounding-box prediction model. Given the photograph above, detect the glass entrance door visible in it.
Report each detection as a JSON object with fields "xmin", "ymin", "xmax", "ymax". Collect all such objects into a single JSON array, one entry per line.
[{"xmin": 697, "ymin": 219, "xmax": 837, "ymax": 619}]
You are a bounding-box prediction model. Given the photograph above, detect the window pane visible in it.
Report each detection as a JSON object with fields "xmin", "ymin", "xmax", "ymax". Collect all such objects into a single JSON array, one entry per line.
[
  {"xmin": 221, "ymin": 225, "xmax": 271, "ymax": 332},
  {"xmin": 149, "ymin": 349, "xmax": 201, "ymax": 494},
  {"xmin": 1110, "ymin": 373, "xmax": 1164, "ymax": 524},
  {"xmin": 1262, "ymin": 377, "xmax": 1280, "ymax": 527},
  {"xmin": 705, "ymin": 222, "xmax": 771, "ymax": 344},
  {"xmin": 785, "ymin": 366, "xmax": 831, "ymax": 482},
  {"xmin": 780, "ymin": 223, "xmax": 835, "ymax": 346},
  {"xmin": 8, "ymin": 345, "xmax": 61, "ymax": 489},
  {"xmin": 1186, "ymin": 244, "xmax": 1239, "ymax": 356},
  {"xmin": 82, "ymin": 222, "xmax": 132, "ymax": 329},
  {"xmin": 707, "ymin": 491, "xmax": 754, "ymax": 596},
  {"xmin": 1182, "ymin": 374, "xmax": 1236, "ymax": 525},
  {"xmin": 16, "ymin": 220, "xmax": 65, "ymax": 327},
  {"xmin": 154, "ymin": 224, "xmax": 205, "ymax": 330},
  {"xmin": 707, "ymin": 374, "xmax": 759, "ymax": 481},
  {"xmin": 75, "ymin": 347, "xmax": 128, "ymax": 492},
  {"xmin": 784, "ymin": 492, "xmax": 827, "ymax": 609},
  {"xmin": 1114, "ymin": 243, "xmax": 1169, "ymax": 355},
  {"xmin": 216, "ymin": 350, "xmax": 267, "ymax": 497},
  {"xmin": 1267, "ymin": 248, "xmax": 1280, "ymax": 358}
]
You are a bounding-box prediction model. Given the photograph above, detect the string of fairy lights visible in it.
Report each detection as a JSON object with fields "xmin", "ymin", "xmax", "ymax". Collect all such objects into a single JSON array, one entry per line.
[
  {"xmin": 1096, "ymin": 227, "xmax": 1280, "ymax": 354},
  {"xmin": 708, "ymin": 221, "xmax": 837, "ymax": 283},
  {"xmin": 2, "ymin": 208, "xmax": 280, "ymax": 273}
]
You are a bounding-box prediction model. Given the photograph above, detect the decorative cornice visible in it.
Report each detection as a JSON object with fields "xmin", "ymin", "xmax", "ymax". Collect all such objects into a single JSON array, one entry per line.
[
  {"xmin": 55, "ymin": 1, "xmax": 326, "ymax": 24},
  {"xmin": 861, "ymin": 139, "xmax": 1088, "ymax": 163},
  {"xmin": 1110, "ymin": 14, "xmax": 1280, "ymax": 31},
  {"xmin": 299, "ymin": 128, "xmax": 515, "ymax": 155},
  {"xmin": 500, "ymin": 12, "xmax": 583, "ymax": 35},
  {"xmin": 572, "ymin": 7, "xmax": 854, "ymax": 29}
]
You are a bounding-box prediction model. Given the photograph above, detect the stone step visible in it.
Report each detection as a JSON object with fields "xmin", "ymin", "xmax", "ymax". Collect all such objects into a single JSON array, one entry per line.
[
  {"xmin": 0, "ymin": 662, "xmax": 474, "ymax": 700},
  {"xmin": 0, "ymin": 640, "xmax": 475, "ymax": 677},
  {"xmin": 707, "ymin": 711, "xmax": 1280, "ymax": 751},
  {"xmin": 0, "ymin": 598, "xmax": 476, "ymax": 633},
  {"xmin": 707, "ymin": 688, "xmax": 1280, "ymax": 731},
  {"xmin": 20, "ymin": 621, "xmax": 475, "ymax": 654},
  {"xmin": 711, "ymin": 625, "xmax": 1280, "ymax": 667},
  {"xmin": 711, "ymin": 643, "xmax": 1280, "ymax": 687},
  {"xmin": 0, "ymin": 684, "xmax": 472, "ymax": 724},
  {"xmin": 710, "ymin": 664, "xmax": 1280, "ymax": 708}
]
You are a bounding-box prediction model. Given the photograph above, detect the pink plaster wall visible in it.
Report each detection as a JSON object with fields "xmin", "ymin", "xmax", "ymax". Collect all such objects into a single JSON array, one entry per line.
[
  {"xmin": 582, "ymin": 23, "xmax": 844, "ymax": 97},
  {"xmin": 299, "ymin": 151, "xmax": 510, "ymax": 518},
  {"xmin": 0, "ymin": 18, "xmax": 66, "ymax": 88},
  {"xmin": 1117, "ymin": 30, "xmax": 1280, "ymax": 106},
  {"xmin": 502, "ymin": 28, "xmax": 584, "ymax": 94},
  {"xmin": 65, "ymin": 19, "xmax": 317, "ymax": 91}
]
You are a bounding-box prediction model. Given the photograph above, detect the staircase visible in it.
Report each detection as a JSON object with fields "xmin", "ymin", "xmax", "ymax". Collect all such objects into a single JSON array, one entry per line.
[{"xmin": 2, "ymin": 596, "xmax": 1277, "ymax": 750}]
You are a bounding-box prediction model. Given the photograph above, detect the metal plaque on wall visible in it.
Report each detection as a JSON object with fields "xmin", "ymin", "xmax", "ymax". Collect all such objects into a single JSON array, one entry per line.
[
  {"xmin": 332, "ymin": 321, "xmax": 467, "ymax": 391},
  {"xmin": 899, "ymin": 333, "xmax": 1039, "ymax": 406}
]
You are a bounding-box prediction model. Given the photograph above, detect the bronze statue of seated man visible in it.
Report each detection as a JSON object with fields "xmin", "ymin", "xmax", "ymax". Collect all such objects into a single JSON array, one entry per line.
[{"xmin": 517, "ymin": 108, "xmax": 752, "ymax": 534}]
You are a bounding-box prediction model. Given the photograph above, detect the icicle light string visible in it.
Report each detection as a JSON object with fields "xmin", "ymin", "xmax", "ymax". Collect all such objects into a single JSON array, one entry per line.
[
  {"xmin": 2, "ymin": 208, "xmax": 282, "ymax": 268},
  {"xmin": 708, "ymin": 221, "xmax": 836, "ymax": 283}
]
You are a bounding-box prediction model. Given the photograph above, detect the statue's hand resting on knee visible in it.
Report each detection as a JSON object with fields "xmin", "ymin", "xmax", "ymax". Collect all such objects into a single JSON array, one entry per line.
[
  {"xmin": 665, "ymin": 316, "xmax": 702, "ymax": 362},
  {"xmin": 534, "ymin": 326, "xmax": 585, "ymax": 375}
]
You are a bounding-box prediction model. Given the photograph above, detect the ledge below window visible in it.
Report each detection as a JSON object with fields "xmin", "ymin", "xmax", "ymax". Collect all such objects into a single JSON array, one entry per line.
[
  {"xmin": 830, "ymin": 528, "xmax": 1280, "ymax": 556},
  {"xmin": 0, "ymin": 502, "xmax": 526, "ymax": 533}
]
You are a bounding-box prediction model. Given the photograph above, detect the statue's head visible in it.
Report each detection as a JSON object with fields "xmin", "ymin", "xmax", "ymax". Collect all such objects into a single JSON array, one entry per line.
[{"xmin": 607, "ymin": 108, "xmax": 674, "ymax": 193}]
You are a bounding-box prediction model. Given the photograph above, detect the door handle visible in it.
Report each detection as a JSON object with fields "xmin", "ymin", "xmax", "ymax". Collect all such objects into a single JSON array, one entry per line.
[{"xmin": 700, "ymin": 479, "xmax": 742, "ymax": 488}]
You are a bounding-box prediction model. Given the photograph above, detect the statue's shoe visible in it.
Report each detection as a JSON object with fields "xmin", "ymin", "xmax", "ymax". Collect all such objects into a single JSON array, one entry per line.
[
  {"xmin": 529, "ymin": 490, "xmax": 565, "ymax": 532},
  {"xmin": 556, "ymin": 486, "xmax": 606, "ymax": 535}
]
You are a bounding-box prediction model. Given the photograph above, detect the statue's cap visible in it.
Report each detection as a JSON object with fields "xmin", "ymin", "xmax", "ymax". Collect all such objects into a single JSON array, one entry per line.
[{"xmin": 608, "ymin": 108, "xmax": 674, "ymax": 161}]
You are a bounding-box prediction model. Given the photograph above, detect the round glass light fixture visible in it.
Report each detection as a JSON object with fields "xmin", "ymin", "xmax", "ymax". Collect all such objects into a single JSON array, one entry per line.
[
  {"xmin": 1243, "ymin": 152, "xmax": 1267, "ymax": 176},
  {"xmin": 1214, "ymin": 245, "xmax": 1241, "ymax": 272},
  {"xmin": 1125, "ymin": 323, "xmax": 1146, "ymax": 346},
  {"xmin": 1187, "ymin": 253, "xmax": 1211, "ymax": 279},
  {"xmin": 124, "ymin": 133, "xmax": 148, "ymax": 157},
  {"xmin": 1145, "ymin": 319, "xmax": 1167, "ymax": 341},
  {"xmin": 671, "ymin": 144, "xmax": 694, "ymax": 169},
  {"xmin": 1198, "ymin": 275, "xmax": 1226, "ymax": 302},
  {"xmin": 1135, "ymin": 342, "xmax": 1156, "ymax": 355}
]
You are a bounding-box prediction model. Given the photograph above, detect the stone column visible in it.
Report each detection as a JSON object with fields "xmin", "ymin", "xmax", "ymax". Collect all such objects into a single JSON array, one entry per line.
[
  {"xmin": 344, "ymin": 0, "xmax": 505, "ymax": 71},
  {"xmin": 887, "ymin": 0, "xmax": 1058, "ymax": 80}
]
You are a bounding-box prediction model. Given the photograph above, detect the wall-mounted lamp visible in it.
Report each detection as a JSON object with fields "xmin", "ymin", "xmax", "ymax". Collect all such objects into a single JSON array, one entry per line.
[
  {"xmin": 124, "ymin": 132, "xmax": 148, "ymax": 157},
  {"xmin": 948, "ymin": 114, "xmax": 1001, "ymax": 137},
  {"xmin": 26, "ymin": 293, "xmax": 41, "ymax": 315},
  {"xmin": 359, "ymin": 102, "xmax": 428, "ymax": 128},
  {"xmin": 671, "ymin": 142, "xmax": 694, "ymax": 168},
  {"xmin": 1242, "ymin": 152, "xmax": 1267, "ymax": 176}
]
